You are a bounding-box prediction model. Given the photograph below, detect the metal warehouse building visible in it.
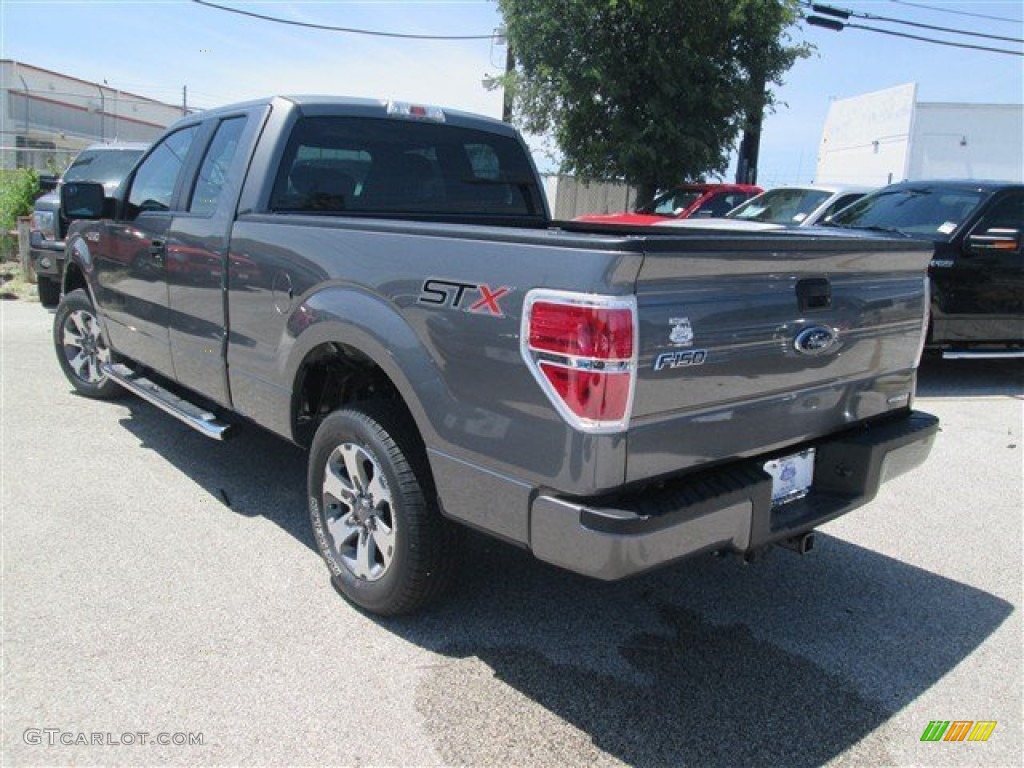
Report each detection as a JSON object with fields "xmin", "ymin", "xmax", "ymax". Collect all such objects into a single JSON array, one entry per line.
[
  {"xmin": 816, "ymin": 82, "xmax": 1024, "ymax": 186},
  {"xmin": 1, "ymin": 59, "xmax": 187, "ymax": 173}
]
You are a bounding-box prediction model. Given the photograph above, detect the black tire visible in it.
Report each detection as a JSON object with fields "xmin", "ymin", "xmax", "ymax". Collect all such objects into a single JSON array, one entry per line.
[
  {"xmin": 308, "ymin": 402, "xmax": 459, "ymax": 616},
  {"xmin": 53, "ymin": 289, "xmax": 124, "ymax": 400},
  {"xmin": 37, "ymin": 276, "xmax": 61, "ymax": 308}
]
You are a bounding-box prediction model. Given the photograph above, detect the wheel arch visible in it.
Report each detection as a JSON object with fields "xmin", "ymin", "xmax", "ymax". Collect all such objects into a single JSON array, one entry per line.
[
  {"xmin": 62, "ymin": 258, "xmax": 88, "ymax": 299},
  {"xmin": 284, "ymin": 289, "xmax": 444, "ymax": 452},
  {"xmin": 62, "ymin": 234, "xmax": 96, "ymax": 307}
]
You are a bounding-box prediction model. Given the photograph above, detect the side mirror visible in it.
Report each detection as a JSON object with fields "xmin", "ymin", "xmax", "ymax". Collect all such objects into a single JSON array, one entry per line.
[
  {"xmin": 967, "ymin": 228, "xmax": 1021, "ymax": 254},
  {"xmin": 61, "ymin": 182, "xmax": 106, "ymax": 219}
]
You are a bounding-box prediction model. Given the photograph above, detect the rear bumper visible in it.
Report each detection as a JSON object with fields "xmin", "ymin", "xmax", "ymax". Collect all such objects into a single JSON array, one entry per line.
[{"xmin": 529, "ymin": 410, "xmax": 939, "ymax": 580}]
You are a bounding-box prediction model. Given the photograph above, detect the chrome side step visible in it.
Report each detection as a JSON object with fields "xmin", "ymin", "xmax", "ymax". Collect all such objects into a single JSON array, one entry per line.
[
  {"xmin": 102, "ymin": 363, "xmax": 233, "ymax": 441},
  {"xmin": 942, "ymin": 349, "xmax": 1024, "ymax": 360}
]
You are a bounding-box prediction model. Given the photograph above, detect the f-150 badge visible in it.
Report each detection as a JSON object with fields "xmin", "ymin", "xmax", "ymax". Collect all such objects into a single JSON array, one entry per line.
[
  {"xmin": 669, "ymin": 317, "xmax": 694, "ymax": 347},
  {"xmin": 654, "ymin": 349, "xmax": 708, "ymax": 371}
]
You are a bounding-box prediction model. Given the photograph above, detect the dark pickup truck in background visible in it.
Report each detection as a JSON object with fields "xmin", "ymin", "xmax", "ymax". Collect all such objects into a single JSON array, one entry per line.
[
  {"xmin": 54, "ymin": 96, "xmax": 938, "ymax": 615},
  {"xmin": 829, "ymin": 180, "xmax": 1024, "ymax": 358},
  {"xmin": 30, "ymin": 142, "xmax": 147, "ymax": 307}
]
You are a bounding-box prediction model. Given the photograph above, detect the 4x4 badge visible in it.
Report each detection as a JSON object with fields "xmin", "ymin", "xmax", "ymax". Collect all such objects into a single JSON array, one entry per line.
[{"xmin": 669, "ymin": 317, "xmax": 694, "ymax": 347}]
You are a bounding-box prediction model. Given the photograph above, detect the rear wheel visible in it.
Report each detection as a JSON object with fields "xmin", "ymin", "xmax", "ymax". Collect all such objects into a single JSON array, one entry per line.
[
  {"xmin": 53, "ymin": 289, "xmax": 123, "ymax": 400},
  {"xmin": 308, "ymin": 403, "xmax": 458, "ymax": 615}
]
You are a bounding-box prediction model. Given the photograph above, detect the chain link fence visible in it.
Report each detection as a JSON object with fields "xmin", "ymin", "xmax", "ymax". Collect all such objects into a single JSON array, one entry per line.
[{"xmin": 1, "ymin": 143, "xmax": 81, "ymax": 176}]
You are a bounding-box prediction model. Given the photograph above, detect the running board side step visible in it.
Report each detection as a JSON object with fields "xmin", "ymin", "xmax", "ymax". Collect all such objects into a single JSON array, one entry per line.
[
  {"xmin": 102, "ymin": 363, "xmax": 233, "ymax": 441},
  {"xmin": 942, "ymin": 349, "xmax": 1024, "ymax": 360}
]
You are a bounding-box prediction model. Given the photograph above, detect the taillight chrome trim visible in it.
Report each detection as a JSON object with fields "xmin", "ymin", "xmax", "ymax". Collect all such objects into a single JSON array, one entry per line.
[{"xmin": 520, "ymin": 288, "xmax": 638, "ymax": 434}]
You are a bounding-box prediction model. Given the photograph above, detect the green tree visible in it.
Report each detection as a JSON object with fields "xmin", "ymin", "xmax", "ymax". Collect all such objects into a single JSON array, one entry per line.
[{"xmin": 498, "ymin": 0, "xmax": 809, "ymax": 205}]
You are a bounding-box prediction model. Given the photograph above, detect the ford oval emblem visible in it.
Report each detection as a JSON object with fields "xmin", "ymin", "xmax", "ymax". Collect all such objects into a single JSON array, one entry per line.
[{"xmin": 794, "ymin": 326, "xmax": 839, "ymax": 356}]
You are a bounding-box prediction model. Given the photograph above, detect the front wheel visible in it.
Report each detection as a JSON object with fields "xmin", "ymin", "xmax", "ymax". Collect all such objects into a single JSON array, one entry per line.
[
  {"xmin": 53, "ymin": 289, "xmax": 123, "ymax": 400},
  {"xmin": 308, "ymin": 403, "xmax": 458, "ymax": 616}
]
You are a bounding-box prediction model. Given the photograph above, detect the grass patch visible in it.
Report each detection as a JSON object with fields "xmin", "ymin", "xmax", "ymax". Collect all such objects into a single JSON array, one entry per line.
[{"xmin": 1, "ymin": 260, "xmax": 40, "ymax": 302}]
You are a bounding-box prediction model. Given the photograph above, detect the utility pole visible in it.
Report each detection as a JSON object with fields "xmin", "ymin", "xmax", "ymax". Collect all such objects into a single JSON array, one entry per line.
[
  {"xmin": 735, "ymin": 68, "xmax": 766, "ymax": 185},
  {"xmin": 182, "ymin": 85, "xmax": 188, "ymax": 116},
  {"xmin": 502, "ymin": 41, "xmax": 514, "ymax": 123}
]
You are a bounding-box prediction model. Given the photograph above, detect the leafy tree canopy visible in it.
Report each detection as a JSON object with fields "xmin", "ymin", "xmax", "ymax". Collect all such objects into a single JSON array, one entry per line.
[{"xmin": 498, "ymin": 0, "xmax": 809, "ymax": 200}]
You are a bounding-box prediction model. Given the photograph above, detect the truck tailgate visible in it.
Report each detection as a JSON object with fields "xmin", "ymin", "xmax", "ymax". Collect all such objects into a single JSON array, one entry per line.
[{"xmin": 627, "ymin": 231, "xmax": 932, "ymax": 483}]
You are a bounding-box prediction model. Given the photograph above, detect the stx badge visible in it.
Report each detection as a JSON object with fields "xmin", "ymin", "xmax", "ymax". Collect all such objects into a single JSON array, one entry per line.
[{"xmin": 419, "ymin": 279, "xmax": 512, "ymax": 317}]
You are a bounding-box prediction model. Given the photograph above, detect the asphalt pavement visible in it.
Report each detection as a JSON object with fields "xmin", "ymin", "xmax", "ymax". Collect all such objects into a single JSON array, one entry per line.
[{"xmin": 2, "ymin": 297, "xmax": 1021, "ymax": 767}]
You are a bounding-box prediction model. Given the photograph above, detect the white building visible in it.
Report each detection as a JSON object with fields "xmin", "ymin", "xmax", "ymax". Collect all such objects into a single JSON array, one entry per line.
[
  {"xmin": 815, "ymin": 83, "xmax": 1023, "ymax": 186},
  {"xmin": 1, "ymin": 60, "xmax": 189, "ymax": 172}
]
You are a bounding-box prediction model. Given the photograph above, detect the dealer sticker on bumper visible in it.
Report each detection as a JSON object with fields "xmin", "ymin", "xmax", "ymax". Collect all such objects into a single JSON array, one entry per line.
[{"xmin": 764, "ymin": 449, "xmax": 816, "ymax": 506}]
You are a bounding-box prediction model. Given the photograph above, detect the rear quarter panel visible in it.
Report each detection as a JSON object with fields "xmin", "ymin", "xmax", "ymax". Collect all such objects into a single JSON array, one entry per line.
[{"xmin": 225, "ymin": 216, "xmax": 644, "ymax": 499}]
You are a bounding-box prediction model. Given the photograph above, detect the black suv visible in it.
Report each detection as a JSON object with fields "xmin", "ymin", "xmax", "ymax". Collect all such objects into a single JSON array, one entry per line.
[
  {"xmin": 829, "ymin": 180, "xmax": 1023, "ymax": 358},
  {"xmin": 30, "ymin": 143, "xmax": 146, "ymax": 306}
]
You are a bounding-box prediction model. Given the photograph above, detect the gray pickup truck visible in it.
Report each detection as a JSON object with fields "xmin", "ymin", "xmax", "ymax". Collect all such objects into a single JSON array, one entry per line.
[{"xmin": 54, "ymin": 96, "xmax": 939, "ymax": 615}]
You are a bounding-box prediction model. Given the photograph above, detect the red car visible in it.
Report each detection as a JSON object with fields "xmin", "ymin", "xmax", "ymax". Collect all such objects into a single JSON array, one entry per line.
[{"xmin": 576, "ymin": 182, "xmax": 762, "ymax": 225}]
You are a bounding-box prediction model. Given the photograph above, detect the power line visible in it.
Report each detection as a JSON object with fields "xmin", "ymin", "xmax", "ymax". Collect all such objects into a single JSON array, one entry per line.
[
  {"xmin": 888, "ymin": 0, "xmax": 1024, "ymax": 25},
  {"xmin": 852, "ymin": 22, "xmax": 1023, "ymax": 55},
  {"xmin": 806, "ymin": 3, "xmax": 1024, "ymax": 43},
  {"xmin": 191, "ymin": 0, "xmax": 497, "ymax": 40},
  {"xmin": 806, "ymin": 16, "xmax": 1023, "ymax": 56}
]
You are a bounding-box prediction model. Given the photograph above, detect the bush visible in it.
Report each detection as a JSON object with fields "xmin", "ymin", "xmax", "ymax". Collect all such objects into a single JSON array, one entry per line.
[{"xmin": 0, "ymin": 168, "xmax": 40, "ymax": 260}]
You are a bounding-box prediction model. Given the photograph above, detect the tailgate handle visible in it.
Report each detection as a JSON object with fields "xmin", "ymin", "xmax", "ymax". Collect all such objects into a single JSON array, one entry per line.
[{"xmin": 797, "ymin": 278, "xmax": 831, "ymax": 312}]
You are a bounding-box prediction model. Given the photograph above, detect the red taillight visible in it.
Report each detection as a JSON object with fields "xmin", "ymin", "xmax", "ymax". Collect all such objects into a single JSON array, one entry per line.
[
  {"xmin": 529, "ymin": 302, "xmax": 634, "ymax": 359},
  {"xmin": 521, "ymin": 290, "xmax": 637, "ymax": 433},
  {"xmin": 538, "ymin": 364, "xmax": 632, "ymax": 422}
]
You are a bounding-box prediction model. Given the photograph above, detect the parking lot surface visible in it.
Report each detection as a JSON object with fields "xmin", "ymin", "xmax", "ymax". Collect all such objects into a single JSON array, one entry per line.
[{"xmin": 2, "ymin": 298, "xmax": 1021, "ymax": 766}]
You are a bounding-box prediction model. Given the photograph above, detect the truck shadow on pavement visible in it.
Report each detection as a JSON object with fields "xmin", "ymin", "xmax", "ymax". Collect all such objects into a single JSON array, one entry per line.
[
  {"xmin": 394, "ymin": 535, "xmax": 1013, "ymax": 767},
  {"xmin": 115, "ymin": 399, "xmax": 1013, "ymax": 768},
  {"xmin": 917, "ymin": 356, "xmax": 1024, "ymax": 398},
  {"xmin": 117, "ymin": 402, "xmax": 315, "ymax": 547}
]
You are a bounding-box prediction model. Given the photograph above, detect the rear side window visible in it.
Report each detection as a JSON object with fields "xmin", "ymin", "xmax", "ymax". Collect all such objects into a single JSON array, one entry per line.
[
  {"xmin": 189, "ymin": 116, "xmax": 247, "ymax": 216},
  {"xmin": 270, "ymin": 116, "xmax": 543, "ymax": 218}
]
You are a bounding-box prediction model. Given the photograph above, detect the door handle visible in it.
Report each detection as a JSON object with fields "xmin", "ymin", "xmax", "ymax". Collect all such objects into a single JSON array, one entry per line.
[{"xmin": 149, "ymin": 239, "xmax": 166, "ymax": 262}]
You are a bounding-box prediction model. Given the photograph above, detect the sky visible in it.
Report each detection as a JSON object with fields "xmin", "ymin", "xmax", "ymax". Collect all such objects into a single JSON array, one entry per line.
[{"xmin": 1, "ymin": 0, "xmax": 1021, "ymax": 186}]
